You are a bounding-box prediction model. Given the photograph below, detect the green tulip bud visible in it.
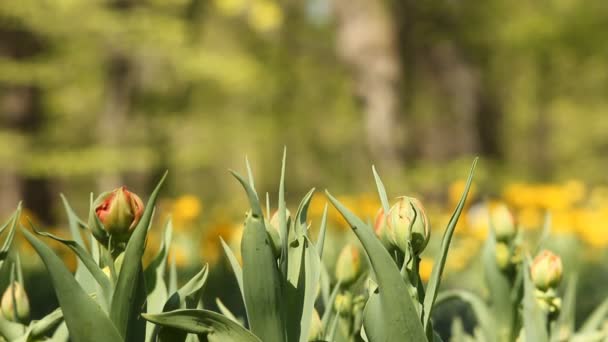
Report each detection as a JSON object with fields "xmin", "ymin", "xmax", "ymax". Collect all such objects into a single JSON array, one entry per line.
[
  {"xmin": 1, "ymin": 282, "xmax": 30, "ymax": 322},
  {"xmin": 495, "ymin": 242, "xmax": 511, "ymax": 270},
  {"xmin": 388, "ymin": 196, "xmax": 430, "ymax": 255},
  {"xmin": 308, "ymin": 309, "xmax": 323, "ymax": 341},
  {"xmin": 95, "ymin": 187, "xmax": 144, "ymax": 243},
  {"xmin": 266, "ymin": 209, "xmax": 290, "ymax": 258},
  {"xmin": 335, "ymin": 244, "xmax": 362, "ymax": 286},
  {"xmin": 490, "ymin": 203, "xmax": 517, "ymax": 242},
  {"xmin": 334, "ymin": 292, "xmax": 353, "ymax": 316},
  {"xmin": 531, "ymin": 250, "xmax": 563, "ymax": 291}
]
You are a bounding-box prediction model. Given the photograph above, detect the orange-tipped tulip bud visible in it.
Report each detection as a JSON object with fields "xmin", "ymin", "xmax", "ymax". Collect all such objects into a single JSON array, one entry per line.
[
  {"xmin": 531, "ymin": 250, "xmax": 563, "ymax": 291},
  {"xmin": 373, "ymin": 207, "xmax": 395, "ymax": 249},
  {"xmin": 335, "ymin": 244, "xmax": 361, "ymax": 286},
  {"xmin": 95, "ymin": 186, "xmax": 144, "ymax": 242},
  {"xmin": 388, "ymin": 197, "xmax": 430, "ymax": 255},
  {"xmin": 1, "ymin": 282, "xmax": 30, "ymax": 322}
]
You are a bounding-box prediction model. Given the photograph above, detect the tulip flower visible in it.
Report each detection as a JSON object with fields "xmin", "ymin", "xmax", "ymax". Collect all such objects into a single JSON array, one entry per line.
[
  {"xmin": 531, "ymin": 250, "xmax": 563, "ymax": 291},
  {"xmin": 388, "ymin": 196, "xmax": 431, "ymax": 255},
  {"xmin": 335, "ymin": 244, "xmax": 362, "ymax": 286},
  {"xmin": 95, "ymin": 186, "xmax": 144, "ymax": 243},
  {"xmin": 1, "ymin": 282, "xmax": 30, "ymax": 322},
  {"xmin": 490, "ymin": 202, "xmax": 517, "ymax": 242}
]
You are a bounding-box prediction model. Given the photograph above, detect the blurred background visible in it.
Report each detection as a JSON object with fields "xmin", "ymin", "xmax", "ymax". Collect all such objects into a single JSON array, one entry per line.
[{"xmin": 2, "ymin": 0, "xmax": 608, "ymax": 334}]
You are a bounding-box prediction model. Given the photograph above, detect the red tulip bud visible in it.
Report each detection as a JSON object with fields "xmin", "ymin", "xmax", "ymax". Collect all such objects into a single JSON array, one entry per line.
[{"xmin": 95, "ymin": 186, "xmax": 144, "ymax": 242}]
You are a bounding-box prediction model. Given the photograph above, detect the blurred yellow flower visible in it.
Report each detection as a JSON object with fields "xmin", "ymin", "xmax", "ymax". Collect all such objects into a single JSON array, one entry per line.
[
  {"xmin": 172, "ymin": 195, "xmax": 202, "ymax": 225},
  {"xmin": 248, "ymin": 0, "xmax": 283, "ymax": 32},
  {"xmin": 200, "ymin": 221, "xmax": 243, "ymax": 266},
  {"xmin": 419, "ymin": 258, "xmax": 433, "ymax": 282},
  {"xmin": 213, "ymin": 0, "xmax": 247, "ymax": 16}
]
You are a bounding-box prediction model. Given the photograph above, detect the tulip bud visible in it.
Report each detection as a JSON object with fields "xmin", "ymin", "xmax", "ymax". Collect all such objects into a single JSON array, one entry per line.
[
  {"xmin": 388, "ymin": 197, "xmax": 430, "ymax": 255},
  {"xmin": 495, "ymin": 242, "xmax": 511, "ymax": 270},
  {"xmin": 1, "ymin": 282, "xmax": 30, "ymax": 322},
  {"xmin": 373, "ymin": 207, "xmax": 395, "ymax": 249},
  {"xmin": 308, "ymin": 309, "xmax": 323, "ymax": 341},
  {"xmin": 531, "ymin": 250, "xmax": 563, "ymax": 291},
  {"xmin": 267, "ymin": 209, "xmax": 290, "ymax": 258},
  {"xmin": 335, "ymin": 244, "xmax": 361, "ymax": 286},
  {"xmin": 95, "ymin": 187, "xmax": 144, "ymax": 243},
  {"xmin": 334, "ymin": 292, "xmax": 353, "ymax": 316},
  {"xmin": 490, "ymin": 203, "xmax": 517, "ymax": 242}
]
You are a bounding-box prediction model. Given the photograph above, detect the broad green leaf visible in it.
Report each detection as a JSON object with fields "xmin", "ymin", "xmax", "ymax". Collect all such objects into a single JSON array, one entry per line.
[
  {"xmin": 522, "ymin": 259, "xmax": 549, "ymax": 342},
  {"xmin": 435, "ymin": 290, "xmax": 494, "ymax": 341},
  {"xmin": 143, "ymin": 309, "xmax": 261, "ymax": 342},
  {"xmin": 423, "ymin": 158, "xmax": 477, "ymax": 330},
  {"xmin": 60, "ymin": 194, "xmax": 96, "ymax": 294},
  {"xmin": 232, "ymin": 170, "xmax": 286, "ymax": 342},
  {"xmin": 52, "ymin": 322, "xmax": 69, "ymax": 342},
  {"xmin": 111, "ymin": 171, "xmax": 167, "ymax": 339},
  {"xmin": 21, "ymin": 228, "xmax": 122, "ymax": 342},
  {"xmin": 293, "ymin": 188, "xmax": 315, "ymax": 237},
  {"xmin": 33, "ymin": 228, "xmax": 112, "ymax": 302},
  {"xmin": 326, "ymin": 191, "xmax": 427, "ymax": 341}
]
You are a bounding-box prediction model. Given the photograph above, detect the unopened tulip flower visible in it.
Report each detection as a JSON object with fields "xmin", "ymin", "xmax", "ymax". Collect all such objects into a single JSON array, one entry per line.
[
  {"xmin": 373, "ymin": 207, "xmax": 395, "ymax": 249},
  {"xmin": 388, "ymin": 197, "xmax": 431, "ymax": 255},
  {"xmin": 490, "ymin": 203, "xmax": 517, "ymax": 242},
  {"xmin": 1, "ymin": 282, "xmax": 30, "ymax": 322},
  {"xmin": 308, "ymin": 309, "xmax": 323, "ymax": 341},
  {"xmin": 531, "ymin": 250, "xmax": 563, "ymax": 291},
  {"xmin": 335, "ymin": 244, "xmax": 361, "ymax": 285},
  {"xmin": 95, "ymin": 186, "xmax": 144, "ymax": 243}
]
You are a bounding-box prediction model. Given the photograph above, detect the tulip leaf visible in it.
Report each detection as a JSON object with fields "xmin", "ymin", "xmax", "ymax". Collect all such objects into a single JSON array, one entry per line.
[
  {"xmin": 220, "ymin": 237, "xmax": 247, "ymax": 322},
  {"xmin": 278, "ymin": 147, "xmax": 289, "ymax": 276},
  {"xmin": 422, "ymin": 158, "xmax": 478, "ymax": 330},
  {"xmin": 435, "ymin": 290, "xmax": 495, "ymax": 342},
  {"xmin": 157, "ymin": 264, "xmax": 210, "ymax": 342},
  {"xmin": 0, "ymin": 315, "xmax": 25, "ymax": 341},
  {"xmin": 145, "ymin": 219, "xmax": 173, "ymax": 342},
  {"xmin": 317, "ymin": 204, "xmax": 328, "ymax": 258},
  {"xmin": 372, "ymin": 165, "xmax": 390, "ymax": 215},
  {"xmin": 88, "ymin": 193, "xmax": 109, "ymax": 246},
  {"xmin": 33, "ymin": 228, "xmax": 113, "ymax": 303},
  {"xmin": 52, "ymin": 321, "xmax": 69, "ymax": 342},
  {"xmin": 0, "ymin": 204, "xmax": 21, "ymax": 273},
  {"xmin": 294, "ymin": 188, "xmax": 315, "ymax": 237},
  {"xmin": 27, "ymin": 307, "xmax": 64, "ymax": 339},
  {"xmin": 110, "ymin": 171, "xmax": 167, "ymax": 339},
  {"xmin": 579, "ymin": 296, "xmax": 608, "ymax": 333},
  {"xmin": 523, "ymin": 258, "xmax": 549, "ymax": 342},
  {"xmin": 325, "ymin": 191, "xmax": 427, "ymax": 341},
  {"xmin": 321, "ymin": 280, "xmax": 341, "ymax": 329},
  {"xmin": 61, "ymin": 195, "xmax": 99, "ymax": 296},
  {"xmin": 143, "ymin": 309, "xmax": 261, "ymax": 342},
  {"xmin": 21, "ymin": 228, "xmax": 123, "ymax": 342},
  {"xmin": 232, "ymin": 170, "xmax": 286, "ymax": 342},
  {"xmin": 215, "ymin": 298, "xmax": 242, "ymax": 326},
  {"xmin": 298, "ymin": 236, "xmax": 322, "ymax": 342},
  {"xmin": 552, "ymin": 275, "xmax": 577, "ymax": 342}
]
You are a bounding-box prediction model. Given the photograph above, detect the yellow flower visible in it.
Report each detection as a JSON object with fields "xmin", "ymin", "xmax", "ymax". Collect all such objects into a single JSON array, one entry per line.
[
  {"xmin": 419, "ymin": 258, "xmax": 433, "ymax": 282},
  {"xmin": 248, "ymin": 0, "xmax": 283, "ymax": 32},
  {"xmin": 172, "ymin": 195, "xmax": 202, "ymax": 225}
]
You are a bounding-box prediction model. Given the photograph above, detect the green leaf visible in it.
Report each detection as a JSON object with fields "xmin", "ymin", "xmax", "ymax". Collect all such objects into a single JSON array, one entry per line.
[
  {"xmin": 435, "ymin": 290, "xmax": 495, "ymax": 341},
  {"xmin": 220, "ymin": 238, "xmax": 246, "ymax": 322},
  {"xmin": 61, "ymin": 195, "xmax": 99, "ymax": 296},
  {"xmin": 145, "ymin": 219, "xmax": 173, "ymax": 342},
  {"xmin": 215, "ymin": 298, "xmax": 242, "ymax": 326},
  {"xmin": 143, "ymin": 309, "xmax": 261, "ymax": 342},
  {"xmin": 552, "ymin": 275, "xmax": 576, "ymax": 341},
  {"xmin": 316, "ymin": 204, "xmax": 328, "ymax": 258},
  {"xmin": 321, "ymin": 280, "xmax": 341, "ymax": 330},
  {"xmin": 0, "ymin": 315, "xmax": 25, "ymax": 341},
  {"xmin": 423, "ymin": 158, "xmax": 478, "ymax": 330},
  {"xmin": 522, "ymin": 258, "xmax": 549, "ymax": 342},
  {"xmin": 0, "ymin": 204, "xmax": 21, "ymax": 273},
  {"xmin": 21, "ymin": 228, "xmax": 123, "ymax": 342},
  {"xmin": 28, "ymin": 307, "xmax": 64, "ymax": 339},
  {"xmin": 325, "ymin": 191, "xmax": 427, "ymax": 341},
  {"xmin": 293, "ymin": 188, "xmax": 315, "ymax": 237},
  {"xmin": 372, "ymin": 165, "xmax": 390, "ymax": 215},
  {"xmin": 278, "ymin": 148, "xmax": 289, "ymax": 276},
  {"xmin": 298, "ymin": 237, "xmax": 322, "ymax": 342},
  {"xmin": 232, "ymin": 170, "xmax": 286, "ymax": 342},
  {"xmin": 33, "ymin": 228, "xmax": 112, "ymax": 303},
  {"xmin": 110, "ymin": 171, "xmax": 167, "ymax": 339},
  {"xmin": 87, "ymin": 193, "xmax": 109, "ymax": 246},
  {"xmin": 579, "ymin": 296, "xmax": 608, "ymax": 333}
]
